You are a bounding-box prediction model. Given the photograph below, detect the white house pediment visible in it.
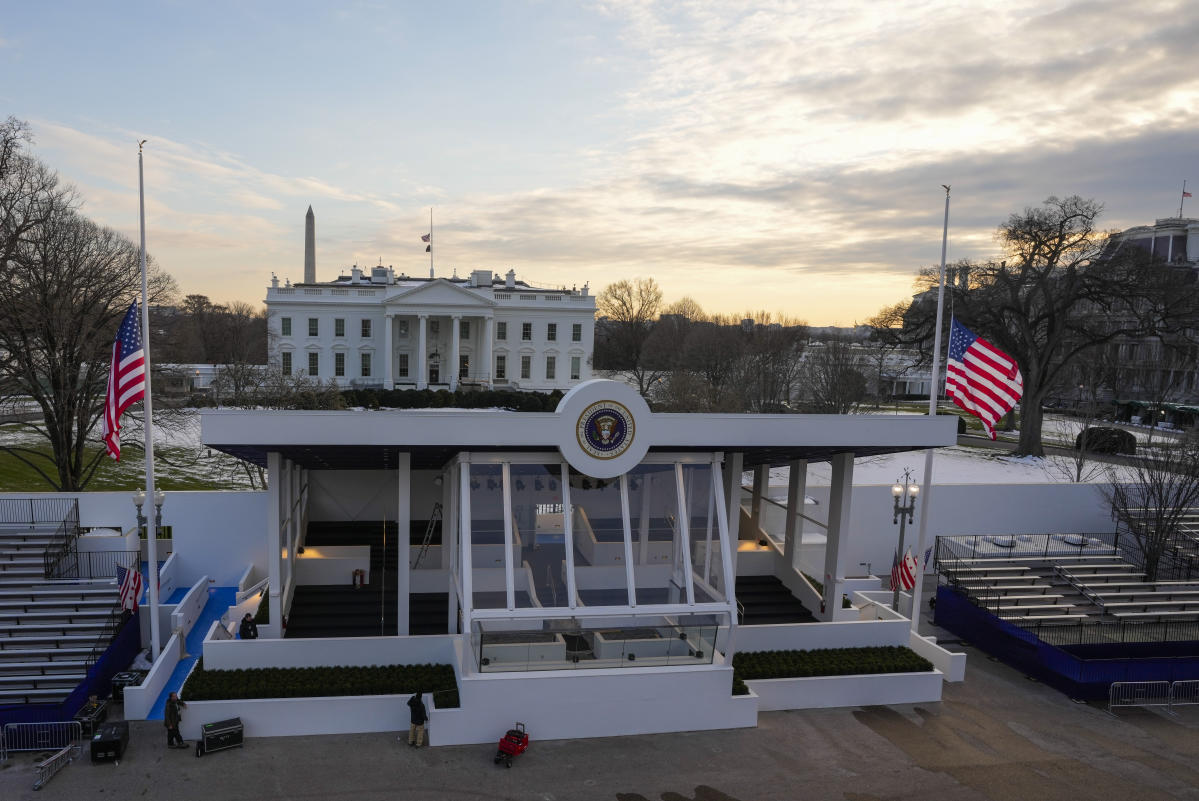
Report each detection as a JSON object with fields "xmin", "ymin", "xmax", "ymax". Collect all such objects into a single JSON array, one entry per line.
[{"xmin": 384, "ymin": 279, "xmax": 496, "ymax": 309}]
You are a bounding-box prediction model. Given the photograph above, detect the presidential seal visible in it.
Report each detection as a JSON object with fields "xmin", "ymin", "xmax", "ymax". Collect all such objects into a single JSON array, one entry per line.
[{"xmin": 576, "ymin": 400, "xmax": 634, "ymax": 460}]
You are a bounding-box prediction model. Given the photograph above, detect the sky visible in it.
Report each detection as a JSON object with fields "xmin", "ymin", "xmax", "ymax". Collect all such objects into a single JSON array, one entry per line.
[{"xmin": 2, "ymin": 1, "xmax": 1196, "ymax": 325}]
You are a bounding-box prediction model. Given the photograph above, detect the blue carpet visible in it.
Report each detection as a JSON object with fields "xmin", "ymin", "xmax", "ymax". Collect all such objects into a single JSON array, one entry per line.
[{"xmin": 147, "ymin": 586, "xmax": 236, "ymax": 720}]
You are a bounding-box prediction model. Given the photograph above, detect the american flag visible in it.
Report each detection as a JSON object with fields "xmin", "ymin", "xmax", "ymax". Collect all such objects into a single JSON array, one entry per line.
[
  {"xmin": 420, "ymin": 233, "xmax": 431, "ymax": 243},
  {"xmin": 946, "ymin": 318, "xmax": 1023, "ymax": 440},
  {"xmin": 116, "ymin": 563, "xmax": 144, "ymax": 611},
  {"xmin": 101, "ymin": 302, "xmax": 146, "ymax": 460}
]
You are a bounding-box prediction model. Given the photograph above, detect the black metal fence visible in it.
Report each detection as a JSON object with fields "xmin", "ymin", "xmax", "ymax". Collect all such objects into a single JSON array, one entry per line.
[
  {"xmin": 65, "ymin": 551, "xmax": 140, "ymax": 581},
  {"xmin": 0, "ymin": 498, "xmax": 78, "ymax": 528}
]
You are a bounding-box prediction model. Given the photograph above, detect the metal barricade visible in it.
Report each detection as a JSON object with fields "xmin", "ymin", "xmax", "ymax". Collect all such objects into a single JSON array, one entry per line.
[
  {"xmin": 0, "ymin": 721, "xmax": 83, "ymax": 762},
  {"xmin": 1108, "ymin": 681, "xmax": 1172, "ymax": 712},
  {"xmin": 33, "ymin": 744, "xmax": 80, "ymax": 790},
  {"xmin": 1169, "ymin": 679, "xmax": 1199, "ymax": 708}
]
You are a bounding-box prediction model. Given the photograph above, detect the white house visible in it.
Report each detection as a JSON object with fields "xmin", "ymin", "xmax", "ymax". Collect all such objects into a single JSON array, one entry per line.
[{"xmin": 265, "ymin": 209, "xmax": 596, "ymax": 392}]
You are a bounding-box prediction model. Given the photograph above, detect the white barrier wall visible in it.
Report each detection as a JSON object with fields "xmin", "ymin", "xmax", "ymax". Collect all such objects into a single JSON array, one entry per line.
[
  {"xmin": 794, "ymin": 482, "xmax": 1115, "ymax": 579},
  {"xmin": 202, "ymin": 632, "xmax": 457, "ymax": 671},
  {"xmin": 747, "ymin": 670, "xmax": 943, "ymax": 711},
  {"xmin": 123, "ymin": 631, "xmax": 184, "ymax": 720},
  {"xmin": 170, "ymin": 575, "xmax": 210, "ymax": 640},
  {"xmin": 0, "ymin": 491, "xmax": 267, "ymax": 588}
]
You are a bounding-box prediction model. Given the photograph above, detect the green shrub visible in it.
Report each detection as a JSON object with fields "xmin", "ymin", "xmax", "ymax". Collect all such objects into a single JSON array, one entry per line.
[
  {"xmin": 731, "ymin": 646, "xmax": 932, "ymax": 683},
  {"xmin": 181, "ymin": 659, "xmax": 459, "ymax": 708}
]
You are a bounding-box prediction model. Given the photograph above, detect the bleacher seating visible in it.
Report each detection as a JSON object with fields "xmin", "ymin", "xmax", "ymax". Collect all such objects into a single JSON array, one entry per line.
[{"xmin": 0, "ymin": 527, "xmax": 122, "ymax": 706}]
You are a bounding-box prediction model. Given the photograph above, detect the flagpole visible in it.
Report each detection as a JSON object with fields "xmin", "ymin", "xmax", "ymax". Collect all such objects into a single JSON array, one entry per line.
[
  {"xmin": 428, "ymin": 207, "xmax": 434, "ymax": 279},
  {"xmin": 138, "ymin": 141, "xmax": 162, "ymax": 661},
  {"xmin": 908, "ymin": 185, "xmax": 951, "ymax": 631},
  {"xmin": 1181, "ymin": 180, "xmax": 1188, "ymax": 219}
]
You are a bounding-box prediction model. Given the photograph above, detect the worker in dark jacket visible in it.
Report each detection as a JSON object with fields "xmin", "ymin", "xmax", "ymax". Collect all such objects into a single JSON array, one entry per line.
[
  {"xmin": 407, "ymin": 691, "xmax": 428, "ymax": 748},
  {"xmin": 164, "ymin": 691, "xmax": 187, "ymax": 749},
  {"xmin": 239, "ymin": 613, "xmax": 259, "ymax": 640}
]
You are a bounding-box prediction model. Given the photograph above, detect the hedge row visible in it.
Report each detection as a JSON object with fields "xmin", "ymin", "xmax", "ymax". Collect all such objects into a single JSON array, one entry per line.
[
  {"xmin": 731, "ymin": 646, "xmax": 933, "ymax": 693},
  {"xmin": 341, "ymin": 388, "xmax": 564, "ymax": 411},
  {"xmin": 182, "ymin": 659, "xmax": 459, "ymax": 707}
]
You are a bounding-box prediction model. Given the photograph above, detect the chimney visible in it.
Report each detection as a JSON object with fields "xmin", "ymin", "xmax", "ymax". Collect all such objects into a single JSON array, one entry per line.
[
  {"xmin": 351, "ymin": 265, "xmax": 363, "ymax": 283},
  {"xmin": 505, "ymin": 269, "xmax": 516, "ymax": 288},
  {"xmin": 471, "ymin": 269, "xmax": 492, "ymax": 288},
  {"xmin": 304, "ymin": 206, "xmax": 316, "ymax": 284}
]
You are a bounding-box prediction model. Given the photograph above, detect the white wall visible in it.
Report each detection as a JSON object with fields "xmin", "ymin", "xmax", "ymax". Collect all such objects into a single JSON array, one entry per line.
[
  {"xmin": 747, "ymin": 670, "xmax": 942, "ymax": 711},
  {"xmin": 308, "ymin": 470, "xmax": 397, "ymax": 521},
  {"xmin": 123, "ymin": 631, "xmax": 184, "ymax": 720}
]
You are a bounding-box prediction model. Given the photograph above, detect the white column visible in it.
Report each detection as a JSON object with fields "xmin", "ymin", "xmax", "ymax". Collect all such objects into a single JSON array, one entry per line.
[
  {"xmin": 450, "ymin": 314, "xmax": 461, "ymax": 391},
  {"xmin": 563, "ymin": 464, "xmax": 580, "ymax": 609},
  {"xmin": 723, "ymin": 452, "xmax": 744, "ymax": 575},
  {"xmin": 384, "ymin": 314, "xmax": 393, "ymax": 388},
  {"xmin": 417, "ymin": 314, "xmax": 428, "ymax": 389},
  {"xmin": 750, "ymin": 464, "xmax": 768, "ymax": 534},
  {"xmin": 396, "ymin": 453, "xmax": 411, "ymax": 635},
  {"xmin": 446, "ymin": 463, "xmax": 459, "ymax": 633},
  {"xmin": 482, "ymin": 316, "xmax": 493, "ymax": 385},
  {"xmin": 501, "ymin": 462, "xmax": 515, "ymax": 610},
  {"xmin": 459, "ymin": 458, "xmax": 474, "ymax": 633},
  {"xmin": 784, "ymin": 459, "xmax": 807, "ymax": 569},
  {"xmin": 822, "ymin": 452, "xmax": 855, "ymax": 620},
  {"xmin": 267, "ymin": 452, "xmax": 283, "ymax": 634}
]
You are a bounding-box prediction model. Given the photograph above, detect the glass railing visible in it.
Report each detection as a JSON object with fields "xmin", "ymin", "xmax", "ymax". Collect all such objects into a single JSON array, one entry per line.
[{"xmin": 472, "ymin": 614, "xmax": 726, "ymax": 673}]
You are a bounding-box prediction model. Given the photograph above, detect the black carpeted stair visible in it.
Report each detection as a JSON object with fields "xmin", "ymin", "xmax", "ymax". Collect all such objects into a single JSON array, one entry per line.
[
  {"xmin": 735, "ymin": 575, "xmax": 816, "ymax": 625},
  {"xmin": 286, "ymin": 520, "xmax": 447, "ymax": 638}
]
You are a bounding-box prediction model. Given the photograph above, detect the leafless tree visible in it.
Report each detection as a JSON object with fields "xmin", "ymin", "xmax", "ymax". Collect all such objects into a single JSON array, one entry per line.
[
  {"xmin": 593, "ymin": 278, "xmax": 664, "ymax": 396},
  {"xmin": 900, "ymin": 196, "xmax": 1199, "ymax": 456},
  {"xmin": 1104, "ymin": 434, "xmax": 1199, "ymax": 581},
  {"xmin": 798, "ymin": 337, "xmax": 868, "ymax": 414},
  {"xmin": 735, "ymin": 312, "xmax": 808, "ymax": 412}
]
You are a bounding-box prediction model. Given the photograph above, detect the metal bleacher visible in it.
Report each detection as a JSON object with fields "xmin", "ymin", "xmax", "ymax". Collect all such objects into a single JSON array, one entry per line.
[{"xmin": 0, "ymin": 501, "xmax": 124, "ymax": 708}]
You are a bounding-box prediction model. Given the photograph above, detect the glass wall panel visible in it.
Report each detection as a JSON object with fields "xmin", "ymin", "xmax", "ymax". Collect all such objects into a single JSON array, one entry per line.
[
  {"xmin": 683, "ymin": 464, "xmax": 724, "ymax": 602},
  {"xmin": 469, "ymin": 463, "xmax": 509, "ymax": 610},
  {"xmin": 626, "ymin": 464, "xmax": 684, "ymax": 606},
  {"xmin": 568, "ymin": 468, "xmax": 629, "ymax": 608},
  {"xmin": 512, "ymin": 463, "xmax": 566, "ymax": 609}
]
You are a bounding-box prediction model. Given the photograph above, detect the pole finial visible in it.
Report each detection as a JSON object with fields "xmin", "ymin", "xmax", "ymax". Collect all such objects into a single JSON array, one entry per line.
[
  {"xmin": 138, "ymin": 139, "xmax": 147, "ymax": 153},
  {"xmin": 942, "ymin": 184, "xmax": 950, "ymax": 195}
]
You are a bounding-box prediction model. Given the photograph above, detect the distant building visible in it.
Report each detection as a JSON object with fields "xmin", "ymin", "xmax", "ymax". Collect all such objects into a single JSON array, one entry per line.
[{"xmin": 264, "ymin": 209, "xmax": 597, "ymax": 392}]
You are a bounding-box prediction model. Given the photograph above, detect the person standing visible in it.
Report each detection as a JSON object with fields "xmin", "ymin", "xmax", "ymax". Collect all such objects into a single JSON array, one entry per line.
[
  {"xmin": 164, "ymin": 691, "xmax": 187, "ymax": 749},
  {"xmin": 239, "ymin": 613, "xmax": 259, "ymax": 640},
  {"xmin": 407, "ymin": 691, "xmax": 428, "ymax": 748}
]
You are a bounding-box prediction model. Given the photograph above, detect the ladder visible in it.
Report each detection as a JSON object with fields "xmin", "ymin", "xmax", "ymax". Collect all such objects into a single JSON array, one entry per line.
[{"xmin": 411, "ymin": 503, "xmax": 443, "ymax": 569}]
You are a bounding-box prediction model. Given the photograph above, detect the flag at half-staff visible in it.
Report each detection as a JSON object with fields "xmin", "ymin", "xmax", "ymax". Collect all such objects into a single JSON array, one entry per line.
[
  {"xmin": 946, "ymin": 317, "xmax": 1023, "ymax": 440},
  {"xmin": 101, "ymin": 301, "xmax": 147, "ymax": 460}
]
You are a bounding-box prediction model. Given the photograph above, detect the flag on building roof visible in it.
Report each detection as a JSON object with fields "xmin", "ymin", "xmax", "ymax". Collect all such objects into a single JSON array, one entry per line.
[
  {"xmin": 946, "ymin": 317, "xmax": 1023, "ymax": 440},
  {"xmin": 421, "ymin": 233, "xmax": 430, "ymax": 242},
  {"xmin": 101, "ymin": 302, "xmax": 146, "ymax": 460},
  {"xmin": 425, "ymin": 245, "xmax": 431, "ymax": 253},
  {"xmin": 117, "ymin": 563, "xmax": 144, "ymax": 612},
  {"xmin": 1185, "ymin": 191, "xmax": 1193, "ymax": 198}
]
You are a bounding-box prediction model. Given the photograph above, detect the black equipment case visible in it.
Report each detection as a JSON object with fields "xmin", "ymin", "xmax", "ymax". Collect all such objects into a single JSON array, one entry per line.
[
  {"xmin": 196, "ymin": 717, "xmax": 244, "ymax": 757},
  {"xmin": 90, "ymin": 720, "xmax": 129, "ymax": 763},
  {"xmin": 110, "ymin": 671, "xmax": 145, "ymax": 702}
]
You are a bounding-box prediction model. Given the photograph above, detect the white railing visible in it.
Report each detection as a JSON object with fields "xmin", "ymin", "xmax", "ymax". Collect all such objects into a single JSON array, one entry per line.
[{"xmin": 1108, "ymin": 680, "xmax": 1171, "ymax": 712}]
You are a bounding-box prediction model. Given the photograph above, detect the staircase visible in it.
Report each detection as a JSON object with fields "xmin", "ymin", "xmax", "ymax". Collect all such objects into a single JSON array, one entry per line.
[
  {"xmin": 287, "ymin": 520, "xmax": 449, "ymax": 638},
  {"xmin": 0, "ymin": 528, "xmax": 123, "ymax": 706},
  {"xmin": 735, "ymin": 575, "xmax": 816, "ymax": 625}
]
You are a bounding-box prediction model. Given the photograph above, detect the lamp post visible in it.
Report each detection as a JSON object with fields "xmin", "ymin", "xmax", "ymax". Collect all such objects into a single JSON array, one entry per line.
[
  {"xmin": 132, "ymin": 489, "xmax": 165, "ymax": 659},
  {"xmin": 891, "ymin": 469, "xmax": 919, "ymax": 612}
]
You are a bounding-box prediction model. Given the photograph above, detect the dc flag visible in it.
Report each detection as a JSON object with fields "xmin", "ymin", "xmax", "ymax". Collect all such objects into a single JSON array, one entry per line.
[
  {"xmin": 946, "ymin": 318, "xmax": 1023, "ymax": 440},
  {"xmin": 117, "ymin": 563, "xmax": 144, "ymax": 611},
  {"xmin": 900, "ymin": 548, "xmax": 918, "ymax": 591},
  {"xmin": 101, "ymin": 302, "xmax": 146, "ymax": 460}
]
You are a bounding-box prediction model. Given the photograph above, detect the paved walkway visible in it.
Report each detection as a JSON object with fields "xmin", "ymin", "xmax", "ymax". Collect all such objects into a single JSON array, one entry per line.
[{"xmin": 3, "ymin": 627, "xmax": 1199, "ymax": 801}]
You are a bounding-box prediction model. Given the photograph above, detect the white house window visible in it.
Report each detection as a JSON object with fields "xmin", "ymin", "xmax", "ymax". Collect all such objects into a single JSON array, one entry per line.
[
  {"xmin": 460, "ymin": 320, "xmax": 470, "ymax": 339},
  {"xmin": 398, "ymin": 319, "xmax": 409, "ymax": 337},
  {"xmin": 308, "ymin": 318, "xmax": 319, "ymax": 337},
  {"xmin": 547, "ymin": 323, "xmax": 557, "ymax": 341},
  {"xmin": 360, "ymin": 352, "xmax": 372, "ymax": 377},
  {"xmin": 335, "ymin": 318, "xmax": 345, "ymax": 337},
  {"xmin": 546, "ymin": 355, "xmax": 556, "ymax": 380},
  {"xmin": 334, "ymin": 352, "xmax": 345, "ymax": 377},
  {"xmin": 459, "ymin": 354, "xmax": 470, "ymax": 379},
  {"xmin": 281, "ymin": 352, "xmax": 292, "ymax": 375},
  {"xmin": 496, "ymin": 321, "xmax": 507, "ymax": 340},
  {"xmin": 281, "ymin": 317, "xmax": 292, "ymax": 336},
  {"xmin": 521, "ymin": 322, "xmax": 532, "ymax": 341},
  {"xmin": 308, "ymin": 352, "xmax": 319, "ymax": 376},
  {"xmin": 572, "ymin": 323, "xmax": 582, "ymax": 342},
  {"xmin": 361, "ymin": 319, "xmax": 372, "ymax": 337},
  {"xmin": 571, "ymin": 356, "xmax": 581, "ymax": 381},
  {"xmin": 430, "ymin": 320, "xmax": 440, "ymax": 335},
  {"xmin": 520, "ymin": 354, "xmax": 531, "ymax": 380},
  {"xmin": 398, "ymin": 353, "xmax": 410, "ymax": 378},
  {"xmin": 495, "ymin": 354, "xmax": 506, "ymax": 380}
]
